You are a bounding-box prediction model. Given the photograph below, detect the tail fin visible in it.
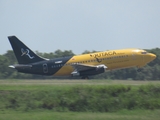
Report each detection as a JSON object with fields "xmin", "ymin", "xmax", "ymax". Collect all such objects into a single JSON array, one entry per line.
[{"xmin": 8, "ymin": 36, "xmax": 47, "ymax": 64}]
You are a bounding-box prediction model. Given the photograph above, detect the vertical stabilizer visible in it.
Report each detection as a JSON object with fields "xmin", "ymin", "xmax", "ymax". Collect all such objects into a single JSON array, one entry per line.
[{"xmin": 8, "ymin": 36, "xmax": 47, "ymax": 64}]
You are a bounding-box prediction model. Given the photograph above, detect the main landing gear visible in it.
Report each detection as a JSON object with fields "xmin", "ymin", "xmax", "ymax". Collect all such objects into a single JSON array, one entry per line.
[
  {"xmin": 137, "ymin": 68, "xmax": 143, "ymax": 72},
  {"xmin": 81, "ymin": 76, "xmax": 89, "ymax": 79}
]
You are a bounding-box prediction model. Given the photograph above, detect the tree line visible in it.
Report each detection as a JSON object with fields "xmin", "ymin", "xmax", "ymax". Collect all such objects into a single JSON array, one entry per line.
[{"xmin": 0, "ymin": 48, "xmax": 160, "ymax": 80}]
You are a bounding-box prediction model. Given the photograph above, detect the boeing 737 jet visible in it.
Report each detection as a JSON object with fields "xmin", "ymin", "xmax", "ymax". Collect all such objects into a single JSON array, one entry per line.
[{"xmin": 8, "ymin": 36, "xmax": 156, "ymax": 79}]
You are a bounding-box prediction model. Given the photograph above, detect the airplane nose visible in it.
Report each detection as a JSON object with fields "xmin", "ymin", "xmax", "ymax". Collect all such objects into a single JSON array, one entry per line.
[{"xmin": 150, "ymin": 53, "xmax": 156, "ymax": 61}]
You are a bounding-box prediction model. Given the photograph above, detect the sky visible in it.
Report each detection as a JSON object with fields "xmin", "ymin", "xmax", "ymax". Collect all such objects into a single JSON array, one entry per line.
[{"xmin": 1, "ymin": 0, "xmax": 160, "ymax": 55}]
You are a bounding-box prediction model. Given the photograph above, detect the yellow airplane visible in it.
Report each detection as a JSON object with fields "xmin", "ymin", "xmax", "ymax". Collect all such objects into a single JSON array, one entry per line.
[{"xmin": 8, "ymin": 36, "xmax": 156, "ymax": 79}]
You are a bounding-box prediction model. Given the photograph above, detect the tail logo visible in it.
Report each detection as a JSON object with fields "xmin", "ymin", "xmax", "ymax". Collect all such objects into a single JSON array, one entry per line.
[{"xmin": 21, "ymin": 48, "xmax": 35, "ymax": 59}]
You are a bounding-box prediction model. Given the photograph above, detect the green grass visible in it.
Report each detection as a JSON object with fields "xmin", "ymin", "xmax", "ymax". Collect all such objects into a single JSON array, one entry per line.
[
  {"xmin": 1, "ymin": 79, "xmax": 160, "ymax": 85},
  {"xmin": 0, "ymin": 109, "xmax": 160, "ymax": 120},
  {"xmin": 0, "ymin": 79, "xmax": 160, "ymax": 120},
  {"xmin": 0, "ymin": 79, "xmax": 160, "ymax": 90}
]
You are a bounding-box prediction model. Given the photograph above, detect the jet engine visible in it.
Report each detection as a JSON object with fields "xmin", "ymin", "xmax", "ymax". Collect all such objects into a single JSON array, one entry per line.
[{"xmin": 72, "ymin": 64, "xmax": 107, "ymax": 76}]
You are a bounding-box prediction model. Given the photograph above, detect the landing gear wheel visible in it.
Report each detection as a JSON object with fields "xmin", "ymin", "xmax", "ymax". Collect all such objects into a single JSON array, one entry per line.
[
  {"xmin": 81, "ymin": 76, "xmax": 89, "ymax": 79},
  {"xmin": 137, "ymin": 68, "xmax": 142, "ymax": 72}
]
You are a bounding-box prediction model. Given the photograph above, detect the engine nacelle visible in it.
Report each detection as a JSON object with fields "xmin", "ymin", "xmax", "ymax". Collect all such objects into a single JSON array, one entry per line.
[
  {"xmin": 71, "ymin": 64, "xmax": 107, "ymax": 77},
  {"xmin": 79, "ymin": 67, "xmax": 105, "ymax": 76}
]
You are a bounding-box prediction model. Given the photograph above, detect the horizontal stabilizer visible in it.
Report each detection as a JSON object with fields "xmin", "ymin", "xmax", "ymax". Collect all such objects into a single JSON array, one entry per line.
[{"xmin": 9, "ymin": 65, "xmax": 15, "ymax": 69}]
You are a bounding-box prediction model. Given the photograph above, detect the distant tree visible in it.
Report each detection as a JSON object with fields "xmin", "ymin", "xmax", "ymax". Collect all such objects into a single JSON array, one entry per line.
[
  {"xmin": 3, "ymin": 50, "xmax": 17, "ymax": 64},
  {"xmin": 82, "ymin": 50, "xmax": 97, "ymax": 54},
  {"xmin": 54, "ymin": 49, "xmax": 74, "ymax": 57},
  {"xmin": 0, "ymin": 55, "xmax": 10, "ymax": 78}
]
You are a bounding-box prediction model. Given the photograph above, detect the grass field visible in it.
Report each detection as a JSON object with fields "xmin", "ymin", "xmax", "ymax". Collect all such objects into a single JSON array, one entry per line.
[
  {"xmin": 1, "ymin": 79, "xmax": 160, "ymax": 85},
  {"xmin": 0, "ymin": 109, "xmax": 160, "ymax": 120},
  {"xmin": 0, "ymin": 79, "xmax": 160, "ymax": 90},
  {"xmin": 0, "ymin": 79, "xmax": 160, "ymax": 120}
]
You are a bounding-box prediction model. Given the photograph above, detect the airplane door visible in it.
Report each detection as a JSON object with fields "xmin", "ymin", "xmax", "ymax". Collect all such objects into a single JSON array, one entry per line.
[
  {"xmin": 132, "ymin": 53, "xmax": 136, "ymax": 60},
  {"xmin": 43, "ymin": 63, "xmax": 48, "ymax": 73},
  {"xmin": 132, "ymin": 52, "xmax": 143, "ymax": 65}
]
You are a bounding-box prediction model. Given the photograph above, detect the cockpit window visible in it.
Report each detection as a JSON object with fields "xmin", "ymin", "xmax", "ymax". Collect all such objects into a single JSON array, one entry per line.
[{"xmin": 141, "ymin": 51, "xmax": 148, "ymax": 54}]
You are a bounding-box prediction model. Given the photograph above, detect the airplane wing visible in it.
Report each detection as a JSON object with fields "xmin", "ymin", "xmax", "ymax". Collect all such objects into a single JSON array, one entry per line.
[{"xmin": 71, "ymin": 63, "xmax": 107, "ymax": 76}]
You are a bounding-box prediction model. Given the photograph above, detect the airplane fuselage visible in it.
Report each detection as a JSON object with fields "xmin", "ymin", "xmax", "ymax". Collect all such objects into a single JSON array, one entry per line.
[
  {"xmin": 8, "ymin": 36, "xmax": 156, "ymax": 78},
  {"xmin": 13, "ymin": 48, "xmax": 156, "ymax": 77}
]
